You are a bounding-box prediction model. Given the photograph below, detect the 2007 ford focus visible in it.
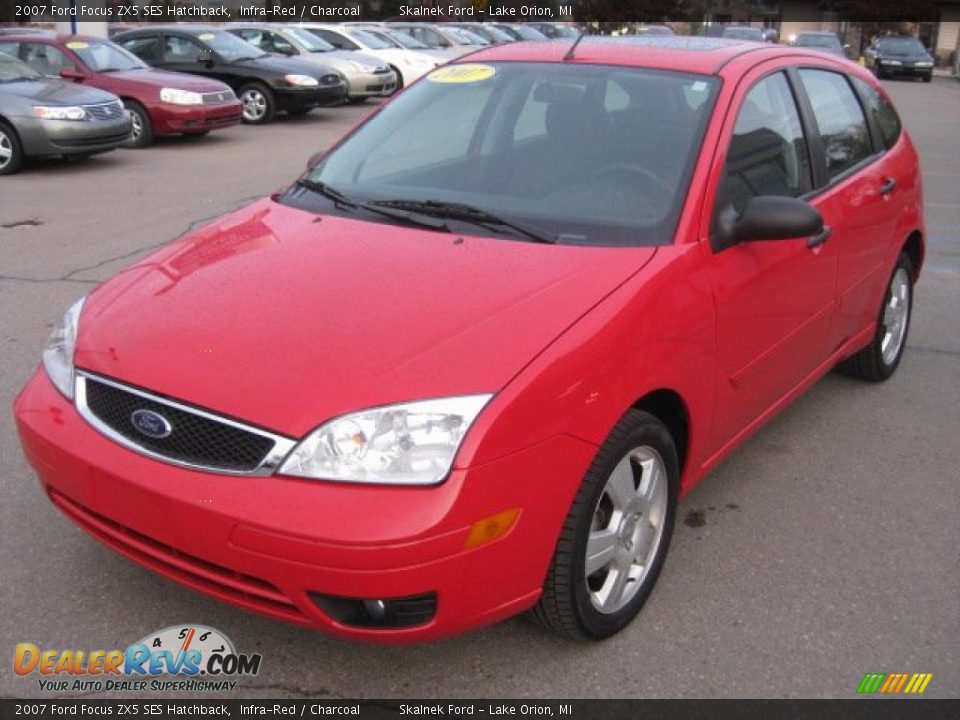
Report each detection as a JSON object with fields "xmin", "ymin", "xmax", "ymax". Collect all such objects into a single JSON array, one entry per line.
[{"xmin": 15, "ymin": 37, "xmax": 924, "ymax": 642}]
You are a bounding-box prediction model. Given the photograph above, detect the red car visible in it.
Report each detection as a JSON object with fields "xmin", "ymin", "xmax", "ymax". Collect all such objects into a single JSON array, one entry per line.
[
  {"xmin": 0, "ymin": 33, "xmax": 242, "ymax": 147},
  {"xmin": 15, "ymin": 38, "xmax": 923, "ymax": 642}
]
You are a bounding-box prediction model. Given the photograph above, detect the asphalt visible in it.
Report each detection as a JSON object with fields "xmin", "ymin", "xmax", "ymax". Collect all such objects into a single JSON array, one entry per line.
[{"xmin": 1, "ymin": 78, "xmax": 958, "ymax": 700}]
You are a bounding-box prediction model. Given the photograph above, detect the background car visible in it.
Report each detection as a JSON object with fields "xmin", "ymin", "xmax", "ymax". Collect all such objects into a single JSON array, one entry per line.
[
  {"xmin": 721, "ymin": 26, "xmax": 766, "ymax": 42},
  {"xmin": 446, "ymin": 23, "xmax": 517, "ymax": 45},
  {"xmin": 793, "ymin": 31, "xmax": 847, "ymax": 58},
  {"xmin": 526, "ymin": 23, "xmax": 581, "ymax": 39},
  {"xmin": 630, "ymin": 25, "xmax": 676, "ymax": 37},
  {"xmin": 227, "ymin": 25, "xmax": 395, "ymax": 105},
  {"xmin": 297, "ymin": 24, "xmax": 437, "ymax": 88},
  {"xmin": 0, "ymin": 32, "xmax": 241, "ymax": 148},
  {"xmin": 385, "ymin": 23, "xmax": 489, "ymax": 59},
  {"xmin": 115, "ymin": 26, "xmax": 346, "ymax": 124},
  {"xmin": 490, "ymin": 23, "xmax": 549, "ymax": 42},
  {"xmin": 865, "ymin": 35, "xmax": 934, "ymax": 81},
  {"xmin": 0, "ymin": 51, "xmax": 131, "ymax": 175}
]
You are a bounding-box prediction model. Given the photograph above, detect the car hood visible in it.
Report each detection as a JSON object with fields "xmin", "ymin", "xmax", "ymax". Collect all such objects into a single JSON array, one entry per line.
[
  {"xmin": 238, "ymin": 53, "xmax": 326, "ymax": 76},
  {"xmin": 75, "ymin": 199, "xmax": 657, "ymax": 437},
  {"xmin": 324, "ymin": 49, "xmax": 390, "ymax": 72},
  {"xmin": 95, "ymin": 68, "xmax": 230, "ymax": 92},
  {"xmin": 0, "ymin": 77, "xmax": 116, "ymax": 104}
]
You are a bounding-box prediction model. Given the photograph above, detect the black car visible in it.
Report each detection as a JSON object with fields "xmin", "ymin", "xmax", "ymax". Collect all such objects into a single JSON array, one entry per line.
[
  {"xmin": 865, "ymin": 36, "xmax": 934, "ymax": 82},
  {"xmin": 114, "ymin": 26, "xmax": 346, "ymax": 123}
]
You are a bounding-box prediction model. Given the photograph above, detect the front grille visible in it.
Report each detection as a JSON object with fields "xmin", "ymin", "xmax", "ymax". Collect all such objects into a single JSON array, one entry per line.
[
  {"xmin": 54, "ymin": 131, "xmax": 131, "ymax": 149},
  {"xmin": 202, "ymin": 90, "xmax": 234, "ymax": 105},
  {"xmin": 50, "ymin": 490, "xmax": 306, "ymax": 623},
  {"xmin": 320, "ymin": 74, "xmax": 342, "ymax": 86},
  {"xmin": 84, "ymin": 100, "xmax": 125, "ymax": 120},
  {"xmin": 80, "ymin": 374, "xmax": 284, "ymax": 473}
]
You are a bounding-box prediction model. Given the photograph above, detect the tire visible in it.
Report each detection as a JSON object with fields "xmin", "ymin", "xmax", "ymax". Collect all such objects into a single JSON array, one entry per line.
[
  {"xmin": 839, "ymin": 252, "xmax": 914, "ymax": 382},
  {"xmin": 122, "ymin": 100, "xmax": 153, "ymax": 148},
  {"xmin": 238, "ymin": 82, "xmax": 275, "ymax": 124},
  {"xmin": 0, "ymin": 121, "xmax": 25, "ymax": 176},
  {"xmin": 389, "ymin": 65, "xmax": 404, "ymax": 90},
  {"xmin": 531, "ymin": 409, "xmax": 679, "ymax": 640}
]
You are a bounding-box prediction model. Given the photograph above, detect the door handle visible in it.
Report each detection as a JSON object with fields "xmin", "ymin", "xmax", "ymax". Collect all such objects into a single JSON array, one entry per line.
[
  {"xmin": 879, "ymin": 177, "xmax": 897, "ymax": 196},
  {"xmin": 807, "ymin": 225, "xmax": 831, "ymax": 249}
]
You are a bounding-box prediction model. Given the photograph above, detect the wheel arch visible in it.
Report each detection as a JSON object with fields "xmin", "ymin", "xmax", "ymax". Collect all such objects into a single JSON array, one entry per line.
[
  {"xmin": 902, "ymin": 230, "xmax": 924, "ymax": 281},
  {"xmin": 631, "ymin": 389, "xmax": 690, "ymax": 476}
]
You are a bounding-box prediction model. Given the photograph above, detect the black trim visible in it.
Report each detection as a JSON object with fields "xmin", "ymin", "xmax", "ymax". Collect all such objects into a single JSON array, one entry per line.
[{"xmin": 785, "ymin": 66, "xmax": 827, "ymax": 190}]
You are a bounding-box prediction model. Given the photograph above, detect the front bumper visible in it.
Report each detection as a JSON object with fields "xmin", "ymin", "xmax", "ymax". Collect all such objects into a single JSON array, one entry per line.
[
  {"xmin": 878, "ymin": 62, "xmax": 933, "ymax": 77},
  {"xmin": 344, "ymin": 70, "xmax": 397, "ymax": 98},
  {"xmin": 14, "ymin": 369, "xmax": 595, "ymax": 642},
  {"xmin": 274, "ymin": 84, "xmax": 347, "ymax": 111},
  {"xmin": 16, "ymin": 114, "xmax": 132, "ymax": 157},
  {"xmin": 150, "ymin": 100, "xmax": 243, "ymax": 135}
]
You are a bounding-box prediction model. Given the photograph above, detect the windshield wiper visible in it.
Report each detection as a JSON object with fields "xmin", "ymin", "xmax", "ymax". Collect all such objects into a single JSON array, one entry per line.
[
  {"xmin": 294, "ymin": 179, "xmax": 454, "ymax": 233},
  {"xmin": 370, "ymin": 199, "xmax": 558, "ymax": 244}
]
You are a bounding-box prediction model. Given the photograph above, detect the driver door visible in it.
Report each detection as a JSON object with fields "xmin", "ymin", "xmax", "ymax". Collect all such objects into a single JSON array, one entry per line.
[{"xmin": 702, "ymin": 67, "xmax": 838, "ymax": 447}]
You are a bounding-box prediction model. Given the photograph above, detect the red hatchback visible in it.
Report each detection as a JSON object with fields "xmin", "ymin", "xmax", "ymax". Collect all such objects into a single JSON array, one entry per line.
[
  {"xmin": 15, "ymin": 38, "xmax": 924, "ymax": 642},
  {"xmin": 0, "ymin": 33, "xmax": 242, "ymax": 147}
]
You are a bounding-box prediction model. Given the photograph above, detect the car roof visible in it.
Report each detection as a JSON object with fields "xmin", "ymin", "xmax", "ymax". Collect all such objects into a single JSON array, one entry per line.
[
  {"xmin": 0, "ymin": 32, "xmax": 110, "ymax": 44},
  {"xmin": 461, "ymin": 37, "xmax": 805, "ymax": 76}
]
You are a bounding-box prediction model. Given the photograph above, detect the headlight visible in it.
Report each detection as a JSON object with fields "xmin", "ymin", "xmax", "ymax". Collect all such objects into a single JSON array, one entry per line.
[
  {"xmin": 285, "ymin": 74, "xmax": 319, "ymax": 87},
  {"xmin": 882, "ymin": 59, "xmax": 902, "ymax": 65},
  {"xmin": 915, "ymin": 61, "xmax": 933, "ymax": 67},
  {"xmin": 160, "ymin": 87, "xmax": 204, "ymax": 105},
  {"xmin": 32, "ymin": 105, "xmax": 87, "ymax": 121},
  {"xmin": 42, "ymin": 297, "xmax": 85, "ymax": 400},
  {"xmin": 279, "ymin": 395, "xmax": 492, "ymax": 485}
]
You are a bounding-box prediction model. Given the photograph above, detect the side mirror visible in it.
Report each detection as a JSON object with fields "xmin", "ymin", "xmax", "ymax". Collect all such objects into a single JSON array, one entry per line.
[
  {"xmin": 712, "ymin": 196, "xmax": 824, "ymax": 253},
  {"xmin": 59, "ymin": 68, "xmax": 86, "ymax": 81},
  {"xmin": 439, "ymin": 40, "xmax": 452, "ymax": 48},
  {"xmin": 197, "ymin": 50, "xmax": 215, "ymax": 67},
  {"xmin": 306, "ymin": 150, "xmax": 325, "ymax": 170},
  {"xmin": 276, "ymin": 45, "xmax": 297, "ymax": 56}
]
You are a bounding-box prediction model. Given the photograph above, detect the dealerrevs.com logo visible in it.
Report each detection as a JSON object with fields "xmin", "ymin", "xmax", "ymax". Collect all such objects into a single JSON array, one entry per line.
[{"xmin": 14, "ymin": 625, "xmax": 262, "ymax": 693}]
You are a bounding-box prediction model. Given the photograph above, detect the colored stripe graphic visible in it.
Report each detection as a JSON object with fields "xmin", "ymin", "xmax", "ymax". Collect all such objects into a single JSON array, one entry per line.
[{"xmin": 857, "ymin": 672, "xmax": 932, "ymax": 694}]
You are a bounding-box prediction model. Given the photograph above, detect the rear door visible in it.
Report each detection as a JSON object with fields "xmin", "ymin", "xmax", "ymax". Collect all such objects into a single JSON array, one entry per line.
[{"xmin": 701, "ymin": 64, "xmax": 838, "ymax": 445}]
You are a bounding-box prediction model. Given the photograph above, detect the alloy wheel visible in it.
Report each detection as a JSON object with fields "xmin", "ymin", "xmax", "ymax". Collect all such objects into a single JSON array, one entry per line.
[
  {"xmin": 241, "ymin": 89, "xmax": 268, "ymax": 122},
  {"xmin": 585, "ymin": 446, "xmax": 669, "ymax": 614},
  {"xmin": 129, "ymin": 110, "xmax": 142, "ymax": 140},
  {"xmin": 881, "ymin": 267, "xmax": 911, "ymax": 366},
  {"xmin": 0, "ymin": 129, "xmax": 11, "ymax": 170}
]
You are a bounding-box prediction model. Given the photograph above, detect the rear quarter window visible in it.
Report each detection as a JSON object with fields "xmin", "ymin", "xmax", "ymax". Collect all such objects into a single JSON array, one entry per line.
[
  {"xmin": 852, "ymin": 77, "xmax": 902, "ymax": 150},
  {"xmin": 799, "ymin": 69, "xmax": 873, "ymax": 180}
]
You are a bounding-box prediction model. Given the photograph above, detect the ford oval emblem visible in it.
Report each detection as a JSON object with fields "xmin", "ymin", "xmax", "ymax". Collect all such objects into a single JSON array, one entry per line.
[{"xmin": 131, "ymin": 409, "xmax": 172, "ymax": 439}]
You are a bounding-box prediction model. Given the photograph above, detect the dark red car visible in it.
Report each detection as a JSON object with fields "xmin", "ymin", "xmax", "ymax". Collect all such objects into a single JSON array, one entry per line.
[
  {"xmin": 0, "ymin": 33, "xmax": 241, "ymax": 147},
  {"xmin": 15, "ymin": 38, "xmax": 924, "ymax": 642}
]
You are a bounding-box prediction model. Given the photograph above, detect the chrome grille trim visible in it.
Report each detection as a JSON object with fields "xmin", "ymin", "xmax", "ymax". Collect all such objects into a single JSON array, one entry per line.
[
  {"xmin": 75, "ymin": 371, "xmax": 296, "ymax": 477},
  {"xmin": 201, "ymin": 90, "xmax": 235, "ymax": 105},
  {"xmin": 83, "ymin": 100, "xmax": 125, "ymax": 120}
]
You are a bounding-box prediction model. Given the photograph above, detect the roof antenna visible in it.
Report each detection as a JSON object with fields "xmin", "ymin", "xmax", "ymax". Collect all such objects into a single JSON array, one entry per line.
[{"xmin": 563, "ymin": 28, "xmax": 588, "ymax": 61}]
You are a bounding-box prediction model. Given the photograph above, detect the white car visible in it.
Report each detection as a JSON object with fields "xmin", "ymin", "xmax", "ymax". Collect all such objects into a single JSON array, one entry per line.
[{"xmin": 298, "ymin": 24, "xmax": 439, "ymax": 88}]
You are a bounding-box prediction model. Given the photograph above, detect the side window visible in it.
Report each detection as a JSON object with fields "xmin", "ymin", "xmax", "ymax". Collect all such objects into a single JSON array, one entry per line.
[
  {"xmin": 0, "ymin": 42, "xmax": 19, "ymax": 59},
  {"xmin": 164, "ymin": 35, "xmax": 205, "ymax": 63},
  {"xmin": 799, "ymin": 69, "xmax": 873, "ymax": 179},
  {"xmin": 120, "ymin": 35, "xmax": 160, "ymax": 64},
  {"xmin": 20, "ymin": 43, "xmax": 76, "ymax": 76},
  {"xmin": 233, "ymin": 29, "xmax": 264, "ymax": 49},
  {"xmin": 267, "ymin": 32, "xmax": 297, "ymax": 55},
  {"xmin": 313, "ymin": 29, "xmax": 357, "ymax": 51},
  {"xmin": 852, "ymin": 77, "xmax": 902, "ymax": 150},
  {"xmin": 719, "ymin": 72, "xmax": 812, "ymax": 216}
]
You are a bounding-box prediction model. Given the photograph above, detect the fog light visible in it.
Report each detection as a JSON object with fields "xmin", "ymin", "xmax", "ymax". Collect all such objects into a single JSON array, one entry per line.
[{"xmin": 309, "ymin": 592, "xmax": 437, "ymax": 628}]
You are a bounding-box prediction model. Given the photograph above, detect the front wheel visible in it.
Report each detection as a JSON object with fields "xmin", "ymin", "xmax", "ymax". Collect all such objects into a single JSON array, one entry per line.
[
  {"xmin": 531, "ymin": 409, "xmax": 678, "ymax": 640},
  {"xmin": 238, "ymin": 83, "xmax": 275, "ymax": 124},
  {"xmin": 839, "ymin": 252, "xmax": 914, "ymax": 382},
  {"xmin": 123, "ymin": 100, "xmax": 153, "ymax": 148},
  {"xmin": 0, "ymin": 121, "xmax": 25, "ymax": 176}
]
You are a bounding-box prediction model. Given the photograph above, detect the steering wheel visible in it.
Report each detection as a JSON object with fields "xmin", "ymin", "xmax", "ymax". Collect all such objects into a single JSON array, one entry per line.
[{"xmin": 592, "ymin": 163, "xmax": 676, "ymax": 207}]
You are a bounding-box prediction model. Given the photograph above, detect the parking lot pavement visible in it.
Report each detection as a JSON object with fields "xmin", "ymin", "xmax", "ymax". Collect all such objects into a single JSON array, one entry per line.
[{"xmin": 1, "ymin": 79, "xmax": 958, "ymax": 700}]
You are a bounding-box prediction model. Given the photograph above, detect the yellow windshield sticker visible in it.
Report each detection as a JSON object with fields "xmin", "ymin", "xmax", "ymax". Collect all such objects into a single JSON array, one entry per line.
[
  {"xmin": 65, "ymin": 41, "xmax": 89, "ymax": 50},
  {"xmin": 198, "ymin": 33, "xmax": 216, "ymax": 41},
  {"xmin": 428, "ymin": 64, "xmax": 495, "ymax": 84}
]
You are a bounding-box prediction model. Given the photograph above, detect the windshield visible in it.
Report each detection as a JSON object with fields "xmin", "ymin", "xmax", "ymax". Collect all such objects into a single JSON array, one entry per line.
[
  {"xmin": 0, "ymin": 51, "xmax": 40, "ymax": 81},
  {"xmin": 73, "ymin": 41, "xmax": 146, "ymax": 71},
  {"xmin": 286, "ymin": 63, "xmax": 718, "ymax": 247},
  {"xmin": 877, "ymin": 37, "xmax": 926, "ymax": 54},
  {"xmin": 447, "ymin": 28, "xmax": 488, "ymax": 45},
  {"xmin": 364, "ymin": 29, "xmax": 402, "ymax": 48},
  {"xmin": 512, "ymin": 25, "xmax": 548, "ymax": 41},
  {"xmin": 347, "ymin": 29, "xmax": 393, "ymax": 50},
  {"xmin": 280, "ymin": 27, "xmax": 334, "ymax": 52},
  {"xmin": 722, "ymin": 27, "xmax": 764, "ymax": 41},
  {"xmin": 383, "ymin": 29, "xmax": 428, "ymax": 49},
  {"xmin": 796, "ymin": 34, "xmax": 841, "ymax": 48},
  {"xmin": 200, "ymin": 31, "xmax": 266, "ymax": 61}
]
